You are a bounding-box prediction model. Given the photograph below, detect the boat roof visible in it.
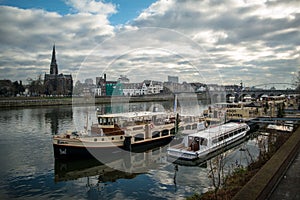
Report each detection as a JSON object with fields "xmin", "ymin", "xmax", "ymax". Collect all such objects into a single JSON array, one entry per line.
[
  {"xmin": 98, "ymin": 111, "xmax": 168, "ymax": 118},
  {"xmin": 188, "ymin": 122, "xmax": 247, "ymax": 139}
]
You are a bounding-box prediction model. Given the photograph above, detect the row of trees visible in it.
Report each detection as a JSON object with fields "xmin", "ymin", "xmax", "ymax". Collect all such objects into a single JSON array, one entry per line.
[{"xmin": 0, "ymin": 75, "xmax": 44, "ymax": 97}]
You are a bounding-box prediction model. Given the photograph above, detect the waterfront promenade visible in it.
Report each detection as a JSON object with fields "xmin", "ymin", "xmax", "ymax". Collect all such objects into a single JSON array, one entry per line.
[{"xmin": 233, "ymin": 126, "xmax": 300, "ymax": 200}]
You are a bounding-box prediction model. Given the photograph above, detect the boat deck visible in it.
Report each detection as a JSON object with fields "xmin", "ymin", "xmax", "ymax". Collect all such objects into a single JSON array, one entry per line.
[{"xmin": 171, "ymin": 143, "xmax": 192, "ymax": 151}]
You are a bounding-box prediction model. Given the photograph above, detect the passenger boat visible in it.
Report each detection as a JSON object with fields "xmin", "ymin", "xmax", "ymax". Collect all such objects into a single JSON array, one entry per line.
[
  {"xmin": 53, "ymin": 111, "xmax": 178, "ymax": 159},
  {"xmin": 167, "ymin": 122, "xmax": 250, "ymax": 161}
]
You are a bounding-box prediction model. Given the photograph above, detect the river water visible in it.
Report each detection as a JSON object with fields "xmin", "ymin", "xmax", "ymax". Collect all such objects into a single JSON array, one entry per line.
[{"xmin": 0, "ymin": 102, "xmax": 271, "ymax": 200}]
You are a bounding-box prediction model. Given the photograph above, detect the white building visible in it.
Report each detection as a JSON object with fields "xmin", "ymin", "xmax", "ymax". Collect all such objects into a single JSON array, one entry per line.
[{"xmin": 122, "ymin": 80, "xmax": 163, "ymax": 96}]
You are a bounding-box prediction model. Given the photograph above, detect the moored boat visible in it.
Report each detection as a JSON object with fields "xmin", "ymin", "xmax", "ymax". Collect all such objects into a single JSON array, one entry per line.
[
  {"xmin": 167, "ymin": 122, "xmax": 250, "ymax": 161},
  {"xmin": 53, "ymin": 111, "xmax": 178, "ymax": 159}
]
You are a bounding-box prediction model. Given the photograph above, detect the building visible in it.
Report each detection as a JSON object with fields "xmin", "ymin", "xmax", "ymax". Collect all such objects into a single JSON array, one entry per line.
[
  {"xmin": 168, "ymin": 75, "xmax": 179, "ymax": 83},
  {"xmin": 44, "ymin": 45, "xmax": 73, "ymax": 96},
  {"xmin": 96, "ymin": 74, "xmax": 118, "ymax": 96}
]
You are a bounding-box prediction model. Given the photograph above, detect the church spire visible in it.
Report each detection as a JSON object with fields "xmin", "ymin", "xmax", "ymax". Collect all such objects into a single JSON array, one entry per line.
[{"xmin": 50, "ymin": 45, "xmax": 58, "ymax": 75}]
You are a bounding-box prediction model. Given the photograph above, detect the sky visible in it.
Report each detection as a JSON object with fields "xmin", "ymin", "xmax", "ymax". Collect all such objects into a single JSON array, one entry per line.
[{"xmin": 0, "ymin": 0, "xmax": 299, "ymax": 88}]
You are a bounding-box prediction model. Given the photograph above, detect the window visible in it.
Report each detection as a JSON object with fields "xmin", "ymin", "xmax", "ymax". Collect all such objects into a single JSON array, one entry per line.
[
  {"xmin": 192, "ymin": 124, "xmax": 197, "ymax": 129},
  {"xmin": 152, "ymin": 131, "xmax": 160, "ymax": 138},
  {"xmin": 162, "ymin": 129, "xmax": 169, "ymax": 136}
]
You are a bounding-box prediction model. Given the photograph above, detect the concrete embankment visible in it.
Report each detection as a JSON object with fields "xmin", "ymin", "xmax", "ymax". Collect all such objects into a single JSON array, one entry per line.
[
  {"xmin": 0, "ymin": 93, "xmax": 210, "ymax": 108},
  {"xmin": 0, "ymin": 96, "xmax": 170, "ymax": 107},
  {"xmin": 232, "ymin": 126, "xmax": 300, "ymax": 200}
]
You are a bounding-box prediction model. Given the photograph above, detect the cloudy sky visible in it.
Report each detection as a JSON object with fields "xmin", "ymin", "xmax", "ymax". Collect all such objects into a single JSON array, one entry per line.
[{"xmin": 0, "ymin": 0, "xmax": 299, "ymax": 88}]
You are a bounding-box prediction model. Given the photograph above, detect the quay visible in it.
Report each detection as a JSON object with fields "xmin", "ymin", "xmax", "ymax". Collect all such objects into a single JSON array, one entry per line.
[
  {"xmin": 232, "ymin": 125, "xmax": 300, "ymax": 200},
  {"xmin": 0, "ymin": 95, "xmax": 173, "ymax": 108},
  {"xmin": 0, "ymin": 93, "xmax": 210, "ymax": 108}
]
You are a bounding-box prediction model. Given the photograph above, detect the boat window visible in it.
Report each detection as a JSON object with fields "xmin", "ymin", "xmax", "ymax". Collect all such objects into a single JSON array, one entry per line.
[
  {"xmin": 152, "ymin": 131, "xmax": 160, "ymax": 138},
  {"xmin": 188, "ymin": 136, "xmax": 194, "ymax": 146},
  {"xmin": 192, "ymin": 124, "xmax": 197, "ymax": 129},
  {"xmin": 199, "ymin": 137, "xmax": 207, "ymax": 146},
  {"xmin": 101, "ymin": 138, "xmax": 104, "ymax": 141},
  {"xmin": 212, "ymin": 138, "xmax": 218, "ymax": 144},
  {"xmin": 111, "ymin": 137, "xmax": 114, "ymax": 140},
  {"xmin": 109, "ymin": 118, "xmax": 113, "ymax": 125},
  {"xmin": 102, "ymin": 118, "xmax": 107, "ymax": 125},
  {"xmin": 218, "ymin": 136, "xmax": 223, "ymax": 142},
  {"xmin": 170, "ymin": 128, "xmax": 176, "ymax": 135},
  {"xmin": 229, "ymin": 132, "xmax": 234, "ymax": 137},
  {"xmin": 120, "ymin": 136, "xmax": 123, "ymax": 139},
  {"xmin": 133, "ymin": 126, "xmax": 143, "ymax": 131},
  {"xmin": 224, "ymin": 134, "xmax": 229, "ymax": 139},
  {"xmin": 94, "ymin": 138, "xmax": 97, "ymax": 142},
  {"xmin": 162, "ymin": 129, "xmax": 169, "ymax": 136},
  {"xmin": 134, "ymin": 133, "xmax": 144, "ymax": 141}
]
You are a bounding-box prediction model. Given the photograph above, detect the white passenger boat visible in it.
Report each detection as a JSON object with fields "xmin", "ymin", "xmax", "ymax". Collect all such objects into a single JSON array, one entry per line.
[{"xmin": 167, "ymin": 122, "xmax": 250, "ymax": 161}]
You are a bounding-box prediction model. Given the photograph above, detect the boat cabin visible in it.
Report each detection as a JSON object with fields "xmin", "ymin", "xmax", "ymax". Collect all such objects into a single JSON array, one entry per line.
[
  {"xmin": 188, "ymin": 136, "xmax": 208, "ymax": 151},
  {"xmin": 181, "ymin": 122, "xmax": 249, "ymax": 151}
]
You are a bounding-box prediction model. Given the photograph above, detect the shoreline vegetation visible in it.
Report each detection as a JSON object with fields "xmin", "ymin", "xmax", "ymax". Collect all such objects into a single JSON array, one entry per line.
[{"xmin": 0, "ymin": 94, "xmax": 209, "ymax": 108}]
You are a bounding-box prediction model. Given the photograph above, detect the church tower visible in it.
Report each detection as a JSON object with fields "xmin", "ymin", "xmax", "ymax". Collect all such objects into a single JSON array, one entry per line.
[{"xmin": 50, "ymin": 45, "xmax": 58, "ymax": 75}]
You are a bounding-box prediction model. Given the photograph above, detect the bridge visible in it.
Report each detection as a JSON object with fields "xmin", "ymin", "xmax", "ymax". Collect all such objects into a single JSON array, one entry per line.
[
  {"xmin": 206, "ymin": 82, "xmax": 299, "ymax": 103},
  {"xmin": 207, "ymin": 89, "xmax": 298, "ymax": 103}
]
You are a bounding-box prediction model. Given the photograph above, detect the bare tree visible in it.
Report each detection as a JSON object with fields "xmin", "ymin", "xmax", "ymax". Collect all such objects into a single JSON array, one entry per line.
[{"xmin": 208, "ymin": 152, "xmax": 227, "ymax": 200}]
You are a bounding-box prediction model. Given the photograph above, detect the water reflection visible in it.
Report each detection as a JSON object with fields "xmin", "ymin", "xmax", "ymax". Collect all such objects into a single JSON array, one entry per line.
[
  {"xmin": 45, "ymin": 107, "xmax": 73, "ymax": 135},
  {"xmin": 54, "ymin": 146, "xmax": 168, "ymax": 182}
]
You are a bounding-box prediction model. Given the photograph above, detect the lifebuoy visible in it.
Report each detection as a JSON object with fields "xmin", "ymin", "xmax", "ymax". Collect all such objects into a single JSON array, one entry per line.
[{"xmin": 150, "ymin": 123, "xmax": 154, "ymax": 129}]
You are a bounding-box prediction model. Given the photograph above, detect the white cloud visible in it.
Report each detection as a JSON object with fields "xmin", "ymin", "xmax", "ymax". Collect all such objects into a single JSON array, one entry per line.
[
  {"xmin": 65, "ymin": 0, "xmax": 116, "ymax": 15},
  {"xmin": 0, "ymin": 4, "xmax": 115, "ymax": 82},
  {"xmin": 131, "ymin": 0, "xmax": 299, "ymax": 86}
]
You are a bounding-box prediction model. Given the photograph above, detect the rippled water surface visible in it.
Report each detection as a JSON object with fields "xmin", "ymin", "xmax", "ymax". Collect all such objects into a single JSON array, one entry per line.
[{"xmin": 0, "ymin": 103, "xmax": 266, "ymax": 199}]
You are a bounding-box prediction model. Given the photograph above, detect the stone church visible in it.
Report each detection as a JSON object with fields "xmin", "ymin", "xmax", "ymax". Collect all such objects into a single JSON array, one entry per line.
[{"xmin": 44, "ymin": 45, "xmax": 73, "ymax": 96}]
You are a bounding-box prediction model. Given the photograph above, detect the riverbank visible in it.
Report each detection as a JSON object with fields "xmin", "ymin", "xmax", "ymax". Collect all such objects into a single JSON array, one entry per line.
[
  {"xmin": 0, "ymin": 93, "xmax": 210, "ymax": 108},
  {"xmin": 188, "ymin": 124, "xmax": 300, "ymax": 200},
  {"xmin": 232, "ymin": 125, "xmax": 300, "ymax": 200},
  {"xmin": 0, "ymin": 95, "xmax": 172, "ymax": 108}
]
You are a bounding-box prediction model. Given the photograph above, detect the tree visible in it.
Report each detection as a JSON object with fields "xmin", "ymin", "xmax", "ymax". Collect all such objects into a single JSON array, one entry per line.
[
  {"xmin": 27, "ymin": 75, "xmax": 44, "ymax": 96},
  {"xmin": 208, "ymin": 152, "xmax": 227, "ymax": 200},
  {"xmin": 12, "ymin": 81, "xmax": 25, "ymax": 96},
  {"xmin": 295, "ymin": 71, "xmax": 300, "ymax": 92},
  {"xmin": 73, "ymin": 80, "xmax": 83, "ymax": 96},
  {"xmin": 294, "ymin": 71, "xmax": 300, "ymax": 110}
]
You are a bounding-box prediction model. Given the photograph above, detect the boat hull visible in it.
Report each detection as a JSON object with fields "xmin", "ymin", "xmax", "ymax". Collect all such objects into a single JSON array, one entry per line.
[{"xmin": 53, "ymin": 135, "xmax": 174, "ymax": 160}]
